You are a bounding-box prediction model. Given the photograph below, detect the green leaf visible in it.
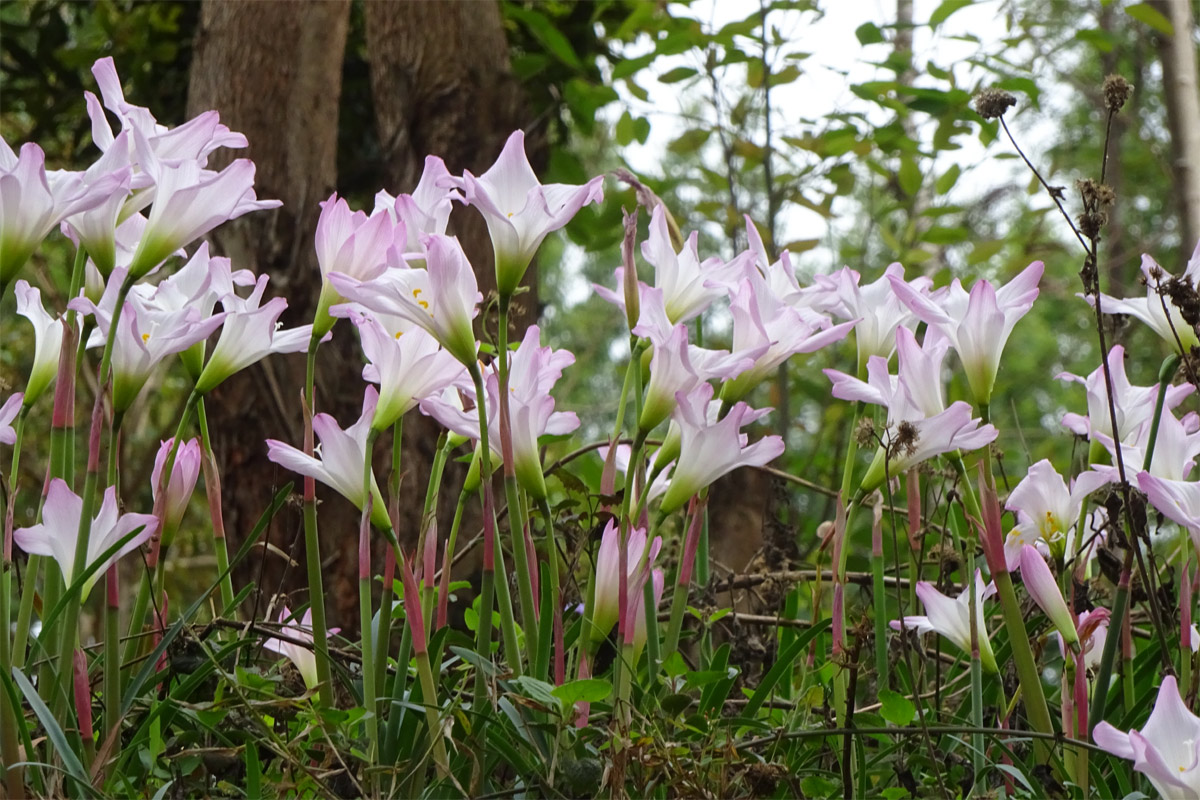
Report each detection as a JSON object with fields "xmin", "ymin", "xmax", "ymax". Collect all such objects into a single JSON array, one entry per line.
[
  {"xmin": 935, "ymin": 163, "xmax": 961, "ymax": 194},
  {"xmin": 921, "ymin": 225, "xmax": 969, "ymax": 244},
  {"xmin": 898, "ymin": 157, "xmax": 922, "ymax": 197},
  {"xmin": 1125, "ymin": 3, "xmax": 1173, "ymax": 35},
  {"xmin": 930, "ymin": 0, "xmax": 973, "ymax": 28},
  {"xmin": 513, "ymin": 676, "xmax": 561, "ymax": 712},
  {"xmin": 615, "ymin": 110, "xmax": 635, "ymax": 146},
  {"xmin": 11, "ymin": 668, "xmax": 93, "ymax": 797},
  {"xmin": 668, "ymin": 128, "xmax": 711, "ymax": 155},
  {"xmin": 743, "ymin": 619, "xmax": 830, "ymax": 717},
  {"xmin": 878, "ymin": 688, "xmax": 916, "ymax": 725},
  {"xmin": 658, "ymin": 66, "xmax": 698, "ymax": 84},
  {"xmin": 968, "ymin": 239, "xmax": 1005, "ymax": 265},
  {"xmin": 504, "ymin": 5, "xmax": 583, "ymax": 71},
  {"xmin": 551, "ymin": 678, "xmax": 612, "ymax": 705},
  {"xmin": 855, "ymin": 22, "xmax": 885, "ymax": 45},
  {"xmin": 1075, "ymin": 28, "xmax": 1116, "ymax": 52}
]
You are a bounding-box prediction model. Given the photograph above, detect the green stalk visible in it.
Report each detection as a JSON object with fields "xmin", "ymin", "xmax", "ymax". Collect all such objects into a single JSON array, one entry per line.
[
  {"xmin": 103, "ymin": 565, "xmax": 121, "ymax": 768},
  {"xmin": 375, "ymin": 420, "xmax": 407, "ymax": 702},
  {"xmin": 414, "ymin": 647, "xmax": 449, "ymax": 778},
  {"xmin": 496, "ymin": 296, "xmax": 537, "ymax": 673},
  {"xmin": 196, "ymin": 399, "xmax": 235, "ymax": 615},
  {"xmin": 360, "ymin": 428, "xmax": 380, "ymax": 766},
  {"xmin": 467, "ymin": 357, "xmax": 501, "ymax": 723},
  {"xmin": 56, "ymin": 275, "xmax": 134, "ymax": 724},
  {"xmin": 302, "ymin": 338, "xmax": 333, "ymax": 708},
  {"xmin": 534, "ymin": 497, "xmax": 560, "ymax": 683},
  {"xmin": 0, "ymin": 408, "xmax": 26, "ymax": 797}
]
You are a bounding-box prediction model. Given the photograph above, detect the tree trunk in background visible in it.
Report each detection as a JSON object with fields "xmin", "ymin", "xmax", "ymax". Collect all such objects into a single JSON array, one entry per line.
[
  {"xmin": 187, "ymin": 0, "xmax": 538, "ymax": 634},
  {"xmin": 1153, "ymin": 0, "xmax": 1200, "ymax": 256},
  {"xmin": 364, "ymin": 0, "xmax": 541, "ymax": 332},
  {"xmin": 187, "ymin": 0, "xmax": 359, "ymax": 629}
]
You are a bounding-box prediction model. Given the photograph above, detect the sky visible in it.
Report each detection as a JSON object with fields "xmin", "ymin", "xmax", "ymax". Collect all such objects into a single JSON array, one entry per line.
[{"xmin": 601, "ymin": 0, "xmax": 1038, "ymax": 269}]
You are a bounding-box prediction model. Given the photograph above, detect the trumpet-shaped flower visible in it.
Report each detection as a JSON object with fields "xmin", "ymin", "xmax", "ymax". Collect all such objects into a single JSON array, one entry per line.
[
  {"xmin": 266, "ymin": 387, "xmax": 391, "ymax": 530},
  {"xmin": 0, "ymin": 140, "xmax": 118, "ymax": 287},
  {"xmin": 1094, "ymin": 406, "xmax": 1200, "ymax": 489},
  {"xmin": 261, "ymin": 606, "xmax": 340, "ymax": 691},
  {"xmin": 1139, "ymin": 473, "xmax": 1200, "ymax": 556},
  {"xmin": 454, "ymin": 130, "xmax": 603, "ymax": 296},
  {"xmin": 638, "ymin": 319, "xmax": 755, "ymax": 434},
  {"xmin": 1060, "ymin": 344, "xmax": 1193, "ymax": 445},
  {"xmin": 312, "ymin": 193, "xmax": 399, "ymax": 336},
  {"xmin": 58, "ymin": 131, "xmax": 137, "ymax": 277},
  {"xmin": 821, "ymin": 263, "xmax": 937, "ymax": 367},
  {"xmin": 743, "ymin": 215, "xmax": 803, "ymax": 308},
  {"xmin": 330, "ymin": 234, "xmax": 481, "ymax": 367},
  {"xmin": 720, "ymin": 273, "xmax": 856, "ymax": 403},
  {"xmin": 14, "ymin": 280, "xmax": 67, "ymax": 407},
  {"xmin": 348, "ymin": 311, "xmax": 465, "ymax": 431},
  {"xmin": 194, "ymin": 274, "xmax": 313, "ymax": 394},
  {"xmin": 596, "ymin": 205, "xmax": 749, "ymax": 327},
  {"xmin": 126, "ymin": 129, "xmax": 279, "ymax": 278},
  {"xmin": 1059, "ymin": 608, "xmax": 1109, "ymax": 671},
  {"xmin": 659, "ymin": 383, "xmax": 785, "ymax": 514},
  {"xmin": 1094, "ymin": 675, "xmax": 1200, "ymax": 800},
  {"xmin": 629, "ymin": 567, "xmax": 665, "ymax": 656},
  {"xmin": 590, "ymin": 520, "xmax": 662, "ymax": 644},
  {"xmin": 374, "ymin": 156, "xmax": 457, "ymax": 253},
  {"xmin": 14, "ymin": 478, "xmax": 157, "ymax": 599},
  {"xmin": 1019, "ymin": 545, "xmax": 1079, "ymax": 649},
  {"xmin": 890, "ymin": 261, "xmax": 1043, "ymax": 405},
  {"xmin": 0, "ymin": 393, "xmax": 22, "ymax": 445},
  {"xmin": 70, "ymin": 268, "xmax": 226, "ymax": 412},
  {"xmin": 1092, "ymin": 246, "xmax": 1200, "ymax": 354},
  {"xmin": 152, "ymin": 437, "xmax": 202, "ymax": 545},
  {"xmin": 826, "ymin": 326, "xmax": 996, "ymax": 490},
  {"xmin": 420, "ymin": 325, "xmax": 579, "ymax": 498},
  {"xmin": 1004, "ymin": 459, "xmax": 1110, "ymax": 569},
  {"xmin": 891, "ymin": 570, "xmax": 999, "ymax": 672}
]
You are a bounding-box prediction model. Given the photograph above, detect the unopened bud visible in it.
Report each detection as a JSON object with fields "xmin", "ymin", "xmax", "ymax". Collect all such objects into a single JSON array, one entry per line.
[{"xmin": 622, "ymin": 207, "xmax": 640, "ymax": 331}]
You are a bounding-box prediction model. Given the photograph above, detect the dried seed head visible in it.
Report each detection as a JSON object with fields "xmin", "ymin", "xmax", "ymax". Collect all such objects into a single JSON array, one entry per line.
[
  {"xmin": 1165, "ymin": 276, "xmax": 1200, "ymax": 327},
  {"xmin": 1103, "ymin": 75, "xmax": 1133, "ymax": 112},
  {"xmin": 892, "ymin": 421, "xmax": 920, "ymax": 459},
  {"xmin": 1078, "ymin": 211, "xmax": 1106, "ymax": 240},
  {"xmin": 974, "ymin": 89, "xmax": 1017, "ymax": 119},
  {"xmin": 854, "ymin": 417, "xmax": 877, "ymax": 447}
]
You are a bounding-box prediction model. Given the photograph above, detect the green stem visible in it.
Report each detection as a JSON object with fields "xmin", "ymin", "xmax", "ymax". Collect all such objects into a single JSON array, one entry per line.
[
  {"xmin": 360, "ymin": 428, "xmax": 380, "ymax": 766},
  {"xmin": 197, "ymin": 399, "xmax": 235, "ymax": 615},
  {"xmin": 375, "ymin": 420, "xmax": 407, "ymax": 703},
  {"xmin": 302, "ymin": 339, "xmax": 333, "ymax": 708}
]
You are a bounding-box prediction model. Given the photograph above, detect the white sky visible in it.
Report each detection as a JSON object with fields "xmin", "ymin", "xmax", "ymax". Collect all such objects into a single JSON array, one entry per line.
[{"xmin": 600, "ymin": 0, "xmax": 1034, "ymax": 264}]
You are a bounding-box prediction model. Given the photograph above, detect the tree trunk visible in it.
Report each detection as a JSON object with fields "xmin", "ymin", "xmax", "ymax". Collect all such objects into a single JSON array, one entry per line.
[
  {"xmin": 187, "ymin": 0, "xmax": 360, "ymax": 629},
  {"xmin": 1153, "ymin": 0, "xmax": 1200, "ymax": 257},
  {"xmin": 186, "ymin": 0, "xmax": 539, "ymax": 634}
]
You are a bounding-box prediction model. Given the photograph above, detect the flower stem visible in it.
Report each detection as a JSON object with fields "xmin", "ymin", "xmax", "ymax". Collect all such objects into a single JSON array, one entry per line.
[{"xmin": 302, "ymin": 338, "xmax": 333, "ymax": 708}]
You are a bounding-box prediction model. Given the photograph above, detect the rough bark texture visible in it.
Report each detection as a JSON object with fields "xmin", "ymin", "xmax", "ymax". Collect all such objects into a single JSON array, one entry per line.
[
  {"xmin": 364, "ymin": 0, "xmax": 541, "ymax": 332},
  {"xmin": 1152, "ymin": 0, "xmax": 1200, "ymax": 256},
  {"xmin": 186, "ymin": 0, "xmax": 538, "ymax": 634}
]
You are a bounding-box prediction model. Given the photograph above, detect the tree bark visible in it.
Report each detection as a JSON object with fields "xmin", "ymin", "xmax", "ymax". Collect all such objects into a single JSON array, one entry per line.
[
  {"xmin": 186, "ymin": 0, "xmax": 539, "ymax": 634},
  {"xmin": 1153, "ymin": 0, "xmax": 1200, "ymax": 256},
  {"xmin": 187, "ymin": 0, "xmax": 359, "ymax": 628}
]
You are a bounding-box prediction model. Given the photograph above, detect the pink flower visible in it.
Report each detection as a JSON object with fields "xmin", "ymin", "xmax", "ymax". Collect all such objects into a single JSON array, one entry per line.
[
  {"xmin": 0, "ymin": 393, "xmax": 22, "ymax": 446},
  {"xmin": 346, "ymin": 311, "xmax": 465, "ymax": 431},
  {"xmin": 891, "ymin": 570, "xmax": 998, "ymax": 672},
  {"xmin": 419, "ymin": 325, "xmax": 579, "ymax": 498},
  {"xmin": 126, "ymin": 129, "xmax": 279, "ymax": 278},
  {"xmin": 71, "ymin": 268, "xmax": 226, "ymax": 412},
  {"xmin": 720, "ymin": 273, "xmax": 856, "ymax": 404},
  {"xmin": 1059, "ymin": 344, "xmax": 1193, "ymax": 445},
  {"xmin": 0, "ymin": 140, "xmax": 117, "ymax": 287},
  {"xmin": 1095, "ymin": 675, "xmax": 1200, "ymax": 800},
  {"xmin": 890, "ymin": 261, "xmax": 1043, "ymax": 405},
  {"xmin": 1019, "ymin": 545, "xmax": 1078, "ymax": 650},
  {"xmin": 262, "ymin": 606, "xmax": 340, "ymax": 691},
  {"xmin": 590, "ymin": 521, "xmax": 662, "ymax": 645},
  {"xmin": 194, "ymin": 275, "xmax": 312, "ymax": 394},
  {"xmin": 266, "ymin": 387, "xmax": 391, "ymax": 530},
  {"xmin": 312, "ymin": 193, "xmax": 399, "ymax": 336},
  {"xmin": 659, "ymin": 383, "xmax": 785, "ymax": 514},
  {"xmin": 1092, "ymin": 244, "xmax": 1200, "ymax": 354},
  {"xmin": 826, "ymin": 326, "xmax": 996, "ymax": 490},
  {"xmin": 14, "ymin": 479, "xmax": 157, "ymax": 599},
  {"xmin": 1003, "ymin": 460, "xmax": 1110, "ymax": 570},
  {"xmin": 454, "ymin": 130, "xmax": 603, "ymax": 296},
  {"xmin": 331, "ymin": 234, "xmax": 482, "ymax": 367},
  {"xmin": 14, "ymin": 280, "xmax": 67, "ymax": 407},
  {"xmin": 152, "ymin": 437, "xmax": 202, "ymax": 543},
  {"xmin": 821, "ymin": 263, "xmax": 936, "ymax": 368},
  {"xmin": 373, "ymin": 156, "xmax": 458, "ymax": 253},
  {"xmin": 1140, "ymin": 473, "xmax": 1200, "ymax": 555}
]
